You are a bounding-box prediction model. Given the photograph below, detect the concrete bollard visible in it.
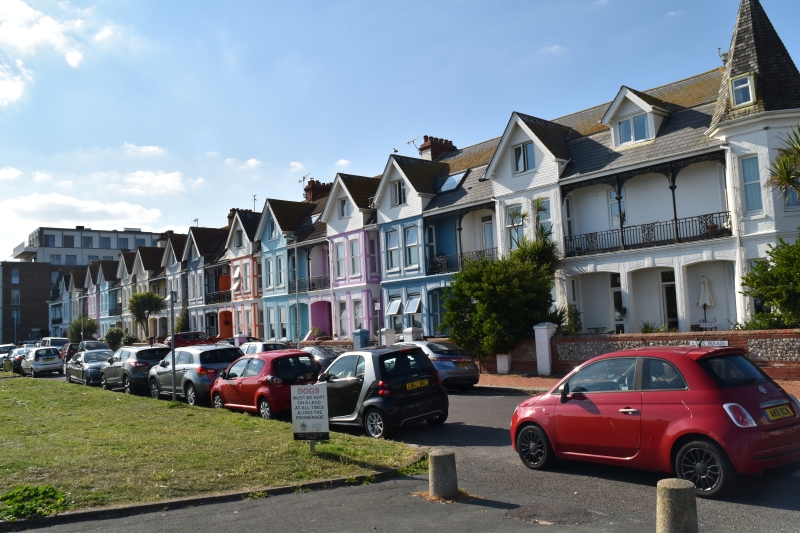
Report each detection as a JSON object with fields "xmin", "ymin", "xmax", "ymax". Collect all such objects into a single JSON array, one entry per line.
[
  {"xmin": 429, "ymin": 449, "xmax": 458, "ymax": 500},
  {"xmin": 656, "ymin": 479, "xmax": 698, "ymax": 533}
]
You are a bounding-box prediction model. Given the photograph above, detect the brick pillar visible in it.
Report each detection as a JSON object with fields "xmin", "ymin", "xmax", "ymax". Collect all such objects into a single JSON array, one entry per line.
[{"xmin": 534, "ymin": 322, "xmax": 558, "ymax": 376}]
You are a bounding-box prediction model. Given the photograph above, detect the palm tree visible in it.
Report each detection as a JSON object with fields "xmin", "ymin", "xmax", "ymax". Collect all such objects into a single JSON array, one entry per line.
[
  {"xmin": 128, "ymin": 292, "xmax": 166, "ymax": 339},
  {"xmin": 531, "ymin": 197, "xmax": 552, "ymax": 242},
  {"xmin": 765, "ymin": 125, "xmax": 800, "ymax": 203}
]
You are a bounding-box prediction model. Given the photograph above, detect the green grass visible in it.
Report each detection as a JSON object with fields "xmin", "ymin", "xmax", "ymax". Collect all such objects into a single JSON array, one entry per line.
[{"xmin": 0, "ymin": 379, "xmax": 417, "ymax": 510}]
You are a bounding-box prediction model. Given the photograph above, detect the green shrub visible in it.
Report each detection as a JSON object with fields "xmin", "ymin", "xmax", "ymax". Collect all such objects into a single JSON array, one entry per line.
[
  {"xmin": 0, "ymin": 485, "xmax": 68, "ymax": 521},
  {"xmin": 639, "ymin": 321, "xmax": 667, "ymax": 334},
  {"xmin": 557, "ymin": 304, "xmax": 583, "ymax": 335},
  {"xmin": 731, "ymin": 312, "xmax": 794, "ymax": 331},
  {"xmin": 122, "ymin": 331, "xmax": 140, "ymax": 346},
  {"xmin": 104, "ymin": 327, "xmax": 124, "ymax": 351},
  {"xmin": 67, "ymin": 317, "xmax": 98, "ymax": 343}
]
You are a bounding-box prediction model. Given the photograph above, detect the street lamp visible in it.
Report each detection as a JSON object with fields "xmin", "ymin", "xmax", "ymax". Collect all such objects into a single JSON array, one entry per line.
[{"xmin": 164, "ymin": 290, "xmax": 177, "ymax": 401}]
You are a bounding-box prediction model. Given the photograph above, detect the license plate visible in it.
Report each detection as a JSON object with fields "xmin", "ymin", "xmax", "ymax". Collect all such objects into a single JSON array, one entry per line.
[
  {"xmin": 765, "ymin": 405, "xmax": 794, "ymax": 421},
  {"xmin": 406, "ymin": 378, "xmax": 429, "ymax": 391},
  {"xmin": 456, "ymin": 362, "xmax": 471, "ymax": 368},
  {"xmin": 43, "ymin": 358, "xmax": 55, "ymax": 363}
]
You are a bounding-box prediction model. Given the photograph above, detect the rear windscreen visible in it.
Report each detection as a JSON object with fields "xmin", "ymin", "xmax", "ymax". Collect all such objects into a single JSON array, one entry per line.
[
  {"xmin": 84, "ymin": 351, "xmax": 113, "ymax": 363},
  {"xmin": 273, "ymin": 355, "xmax": 319, "ymax": 384},
  {"xmin": 48, "ymin": 339, "xmax": 69, "ymax": 348},
  {"xmin": 381, "ymin": 350, "xmax": 434, "ymax": 377},
  {"xmin": 136, "ymin": 348, "xmax": 171, "ymax": 361},
  {"xmin": 0, "ymin": 346, "xmax": 12, "ymax": 354},
  {"xmin": 84, "ymin": 342, "xmax": 107, "ymax": 350},
  {"xmin": 200, "ymin": 348, "xmax": 242, "ymax": 365},
  {"xmin": 427, "ymin": 342, "xmax": 470, "ymax": 357},
  {"xmin": 37, "ymin": 348, "xmax": 60, "ymax": 357},
  {"xmin": 698, "ymin": 355, "xmax": 768, "ymax": 388}
]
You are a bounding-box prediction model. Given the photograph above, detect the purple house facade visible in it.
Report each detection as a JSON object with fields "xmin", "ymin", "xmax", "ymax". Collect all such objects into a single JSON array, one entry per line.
[{"xmin": 312, "ymin": 174, "xmax": 383, "ymax": 340}]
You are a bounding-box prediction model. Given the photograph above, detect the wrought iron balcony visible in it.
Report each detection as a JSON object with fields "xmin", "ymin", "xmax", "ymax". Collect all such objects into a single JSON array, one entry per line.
[
  {"xmin": 108, "ymin": 306, "xmax": 122, "ymax": 316},
  {"xmin": 289, "ymin": 274, "xmax": 331, "ymax": 294},
  {"xmin": 50, "ymin": 317, "xmax": 62, "ymax": 324},
  {"xmin": 206, "ymin": 290, "xmax": 232, "ymax": 304},
  {"xmin": 426, "ymin": 248, "xmax": 498, "ymax": 275},
  {"xmin": 565, "ymin": 211, "xmax": 732, "ymax": 258}
]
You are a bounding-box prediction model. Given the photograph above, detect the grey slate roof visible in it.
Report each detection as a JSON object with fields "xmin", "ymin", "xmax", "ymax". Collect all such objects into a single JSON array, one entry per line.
[
  {"xmin": 236, "ymin": 211, "xmax": 261, "ymax": 241},
  {"xmin": 423, "ymin": 165, "xmax": 492, "ymax": 213},
  {"xmin": 391, "ymin": 155, "xmax": 447, "ymax": 195},
  {"xmin": 338, "ymin": 174, "xmax": 380, "ymax": 209},
  {"xmin": 711, "ymin": 0, "xmax": 800, "ymax": 129},
  {"xmin": 98, "ymin": 260, "xmax": 119, "ymax": 283},
  {"xmin": 516, "ymin": 113, "xmax": 577, "ymax": 161}
]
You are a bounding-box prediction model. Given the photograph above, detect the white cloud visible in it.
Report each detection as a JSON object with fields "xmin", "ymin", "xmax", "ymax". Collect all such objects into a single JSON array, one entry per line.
[
  {"xmin": 189, "ymin": 177, "xmax": 204, "ymax": 187},
  {"xmin": 93, "ymin": 24, "xmax": 116, "ymax": 41},
  {"xmin": 239, "ymin": 158, "xmax": 261, "ymax": 169},
  {"xmin": 224, "ymin": 157, "xmax": 237, "ymax": 165},
  {"xmin": 0, "ymin": 0, "xmax": 72, "ymax": 55},
  {"xmin": 56, "ymin": 180, "xmax": 73, "ymax": 187},
  {"xmin": 33, "ymin": 171, "xmax": 52, "ymax": 182},
  {"xmin": 667, "ymin": 10, "xmax": 682, "ymax": 16},
  {"xmin": 117, "ymin": 170, "xmax": 185, "ymax": 195},
  {"xmin": 65, "ymin": 49, "xmax": 82, "ymax": 67},
  {"xmin": 335, "ymin": 159, "xmax": 351, "ymax": 169},
  {"xmin": 288, "ymin": 162, "xmax": 304, "ymax": 172},
  {"xmin": 540, "ymin": 45, "xmax": 566, "ymax": 54},
  {"xmin": 0, "ymin": 59, "xmax": 31, "ymax": 107},
  {"xmin": 0, "ymin": 167, "xmax": 22, "ymax": 181},
  {"xmin": 205, "ymin": 151, "xmax": 218, "ymax": 157},
  {"xmin": 123, "ymin": 141, "xmax": 166, "ymax": 155}
]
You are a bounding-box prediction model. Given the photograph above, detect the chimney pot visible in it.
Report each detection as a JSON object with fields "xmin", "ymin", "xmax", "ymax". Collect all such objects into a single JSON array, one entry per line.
[{"xmin": 418, "ymin": 135, "xmax": 458, "ymax": 161}]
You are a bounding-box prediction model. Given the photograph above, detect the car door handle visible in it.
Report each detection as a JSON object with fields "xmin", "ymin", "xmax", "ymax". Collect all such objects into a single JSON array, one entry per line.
[{"xmin": 619, "ymin": 408, "xmax": 640, "ymax": 415}]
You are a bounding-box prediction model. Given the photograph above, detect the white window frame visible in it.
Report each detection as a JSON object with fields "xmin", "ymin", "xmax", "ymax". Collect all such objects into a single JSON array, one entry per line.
[
  {"xmin": 277, "ymin": 257, "xmax": 284, "ymax": 286},
  {"xmin": 617, "ymin": 113, "xmax": 650, "ymax": 146},
  {"xmin": 339, "ymin": 198, "xmax": 351, "ymax": 219},
  {"xmin": 243, "ymin": 263, "xmax": 250, "ymax": 291},
  {"xmin": 338, "ymin": 300, "xmax": 348, "ymax": 337},
  {"xmin": 405, "ymin": 293, "xmax": 422, "ymax": 329},
  {"xmin": 353, "ymin": 299, "xmax": 362, "ymax": 330},
  {"xmin": 234, "ymin": 230, "xmax": 243, "ymax": 248},
  {"xmin": 386, "ymin": 231, "xmax": 399, "ymax": 270},
  {"xmin": 279, "ymin": 307, "xmax": 287, "ymax": 339},
  {"xmin": 565, "ymin": 198, "xmax": 573, "ymax": 237},
  {"xmin": 267, "ymin": 308, "xmax": 275, "ymax": 339},
  {"xmin": 513, "ymin": 142, "xmax": 536, "ymax": 173},
  {"xmin": 335, "ymin": 242, "xmax": 345, "ymax": 278},
  {"xmin": 350, "ymin": 238, "xmax": 361, "ymax": 276},
  {"xmin": 391, "ymin": 181, "xmax": 407, "ymax": 206},
  {"xmin": 268, "ymin": 219, "xmax": 277, "ymax": 240},
  {"xmin": 266, "ymin": 259, "xmax": 273, "ymax": 288},
  {"xmin": 369, "ymin": 238, "xmax": 378, "ymax": 274},
  {"xmin": 506, "ymin": 205, "xmax": 523, "ymax": 251},
  {"xmin": 741, "ymin": 156, "xmax": 763, "ymax": 214},
  {"xmin": 608, "ymin": 189, "xmax": 626, "ymax": 228},
  {"xmin": 245, "ymin": 309, "xmax": 251, "ymax": 336},
  {"xmin": 730, "ymin": 73, "xmax": 755, "ymax": 108},
  {"xmin": 404, "ymin": 227, "xmax": 419, "ymax": 267},
  {"xmin": 425, "ymin": 226, "xmax": 436, "ymax": 259}
]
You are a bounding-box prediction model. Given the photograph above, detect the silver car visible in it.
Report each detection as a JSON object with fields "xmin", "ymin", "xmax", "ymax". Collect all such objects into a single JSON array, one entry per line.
[
  {"xmin": 21, "ymin": 347, "xmax": 64, "ymax": 377},
  {"xmin": 394, "ymin": 341, "xmax": 480, "ymax": 392},
  {"xmin": 148, "ymin": 345, "xmax": 242, "ymax": 406}
]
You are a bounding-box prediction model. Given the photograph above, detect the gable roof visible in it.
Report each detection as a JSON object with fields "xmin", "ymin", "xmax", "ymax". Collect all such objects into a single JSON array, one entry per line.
[
  {"xmin": 137, "ymin": 246, "xmax": 165, "ymax": 273},
  {"xmin": 339, "ymin": 174, "xmax": 380, "ymax": 209},
  {"xmin": 711, "ymin": 0, "xmax": 800, "ymax": 129},
  {"xmin": 516, "ymin": 113, "xmax": 577, "ymax": 161},
  {"xmin": 166, "ymin": 233, "xmax": 187, "ymax": 264},
  {"xmin": 186, "ymin": 227, "xmax": 229, "ymax": 260},
  {"xmin": 70, "ymin": 270, "xmax": 86, "ymax": 291},
  {"xmin": 87, "ymin": 262, "xmax": 101, "ymax": 286},
  {"xmin": 97, "ymin": 260, "xmax": 119, "ymax": 283},
  {"xmin": 390, "ymin": 155, "xmax": 448, "ymax": 195},
  {"xmin": 120, "ymin": 251, "xmax": 136, "ymax": 274}
]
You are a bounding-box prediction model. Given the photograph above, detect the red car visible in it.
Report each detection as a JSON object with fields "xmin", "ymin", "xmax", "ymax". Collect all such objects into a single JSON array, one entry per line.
[
  {"xmin": 162, "ymin": 332, "xmax": 216, "ymax": 349},
  {"xmin": 210, "ymin": 350, "xmax": 321, "ymax": 419},
  {"xmin": 59, "ymin": 343, "xmax": 80, "ymax": 363},
  {"xmin": 510, "ymin": 346, "xmax": 800, "ymax": 498}
]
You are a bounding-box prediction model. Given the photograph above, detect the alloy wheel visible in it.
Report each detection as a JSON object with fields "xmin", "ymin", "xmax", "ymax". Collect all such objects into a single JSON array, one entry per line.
[
  {"xmin": 365, "ymin": 410, "xmax": 386, "ymax": 438},
  {"xmin": 149, "ymin": 380, "xmax": 160, "ymax": 399},
  {"xmin": 212, "ymin": 393, "xmax": 224, "ymax": 409},
  {"xmin": 82, "ymin": 373, "xmax": 90, "ymax": 386},
  {"xmin": 259, "ymin": 398, "xmax": 271, "ymax": 420},
  {"xmin": 123, "ymin": 376, "xmax": 131, "ymax": 394},
  {"xmin": 519, "ymin": 428, "xmax": 546, "ymax": 467},
  {"xmin": 679, "ymin": 447, "xmax": 722, "ymax": 492},
  {"xmin": 101, "ymin": 375, "xmax": 108, "ymax": 390},
  {"xmin": 185, "ymin": 383, "xmax": 196, "ymax": 405}
]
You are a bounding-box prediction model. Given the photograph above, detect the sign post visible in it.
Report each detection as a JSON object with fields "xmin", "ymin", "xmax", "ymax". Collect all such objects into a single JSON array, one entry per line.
[{"xmin": 291, "ymin": 383, "xmax": 329, "ymax": 452}]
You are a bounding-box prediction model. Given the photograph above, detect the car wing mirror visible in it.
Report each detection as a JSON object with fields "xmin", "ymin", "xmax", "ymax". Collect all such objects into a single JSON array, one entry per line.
[
  {"xmin": 317, "ymin": 372, "xmax": 327, "ymax": 382},
  {"xmin": 160, "ymin": 360, "xmax": 169, "ymax": 367},
  {"xmin": 219, "ymin": 370, "xmax": 228, "ymax": 380},
  {"xmin": 107, "ymin": 357, "xmax": 113, "ymax": 364},
  {"xmin": 560, "ymin": 381, "xmax": 570, "ymax": 404}
]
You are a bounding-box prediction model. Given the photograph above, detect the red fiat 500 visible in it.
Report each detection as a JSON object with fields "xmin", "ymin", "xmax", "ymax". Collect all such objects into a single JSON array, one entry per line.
[
  {"xmin": 210, "ymin": 350, "xmax": 320, "ymax": 419},
  {"xmin": 510, "ymin": 347, "xmax": 800, "ymax": 498}
]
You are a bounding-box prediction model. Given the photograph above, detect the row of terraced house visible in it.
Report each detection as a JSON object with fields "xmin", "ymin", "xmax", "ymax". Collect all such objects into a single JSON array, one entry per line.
[{"xmin": 39, "ymin": 0, "xmax": 800, "ymax": 345}]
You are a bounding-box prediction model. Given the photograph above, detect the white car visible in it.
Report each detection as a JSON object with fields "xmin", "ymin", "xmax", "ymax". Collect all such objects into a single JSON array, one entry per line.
[{"xmin": 21, "ymin": 347, "xmax": 64, "ymax": 377}]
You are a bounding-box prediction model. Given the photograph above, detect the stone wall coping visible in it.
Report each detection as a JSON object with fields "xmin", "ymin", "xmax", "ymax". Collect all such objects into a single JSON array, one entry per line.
[{"xmin": 554, "ymin": 329, "xmax": 800, "ymax": 342}]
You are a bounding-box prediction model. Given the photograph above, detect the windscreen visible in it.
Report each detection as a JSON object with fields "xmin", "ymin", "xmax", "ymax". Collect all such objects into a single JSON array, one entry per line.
[
  {"xmin": 36, "ymin": 348, "xmax": 60, "ymax": 357},
  {"xmin": 427, "ymin": 342, "xmax": 470, "ymax": 357},
  {"xmin": 48, "ymin": 339, "xmax": 69, "ymax": 348},
  {"xmin": 381, "ymin": 349, "xmax": 434, "ymax": 377},
  {"xmin": 273, "ymin": 355, "xmax": 319, "ymax": 384},
  {"xmin": 698, "ymin": 355, "xmax": 768, "ymax": 388},
  {"xmin": 136, "ymin": 348, "xmax": 171, "ymax": 361},
  {"xmin": 84, "ymin": 342, "xmax": 107, "ymax": 350},
  {"xmin": 199, "ymin": 348, "xmax": 242, "ymax": 365},
  {"xmin": 0, "ymin": 346, "xmax": 13, "ymax": 354},
  {"xmin": 84, "ymin": 351, "xmax": 113, "ymax": 363}
]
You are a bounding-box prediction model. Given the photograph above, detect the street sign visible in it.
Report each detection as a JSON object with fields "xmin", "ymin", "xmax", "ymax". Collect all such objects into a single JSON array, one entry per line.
[
  {"xmin": 291, "ymin": 383, "xmax": 329, "ymax": 441},
  {"xmin": 688, "ymin": 340, "xmax": 729, "ymax": 347}
]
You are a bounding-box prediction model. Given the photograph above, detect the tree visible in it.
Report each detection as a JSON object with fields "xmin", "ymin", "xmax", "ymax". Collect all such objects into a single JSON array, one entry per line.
[
  {"xmin": 740, "ymin": 234, "xmax": 800, "ymax": 328},
  {"xmin": 174, "ymin": 302, "xmax": 190, "ymax": 333},
  {"xmin": 128, "ymin": 292, "xmax": 166, "ymax": 338},
  {"xmin": 440, "ymin": 233, "xmax": 561, "ymax": 359},
  {"xmin": 67, "ymin": 317, "xmax": 98, "ymax": 343},
  {"xmin": 104, "ymin": 327, "xmax": 124, "ymax": 351},
  {"xmin": 765, "ymin": 125, "xmax": 800, "ymax": 203}
]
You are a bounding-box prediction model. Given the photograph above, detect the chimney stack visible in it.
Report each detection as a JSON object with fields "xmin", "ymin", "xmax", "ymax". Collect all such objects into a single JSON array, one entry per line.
[
  {"xmin": 418, "ymin": 136, "xmax": 457, "ymax": 161},
  {"xmin": 304, "ymin": 179, "xmax": 333, "ymax": 202}
]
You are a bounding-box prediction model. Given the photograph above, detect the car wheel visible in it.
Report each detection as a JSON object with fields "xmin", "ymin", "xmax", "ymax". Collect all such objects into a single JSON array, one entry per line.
[
  {"xmin": 764, "ymin": 461, "xmax": 800, "ymax": 477},
  {"xmin": 149, "ymin": 380, "xmax": 160, "ymax": 399},
  {"xmin": 675, "ymin": 440, "xmax": 737, "ymax": 498},
  {"xmin": 101, "ymin": 375, "xmax": 109, "ymax": 391},
  {"xmin": 82, "ymin": 373, "xmax": 90, "ymax": 386},
  {"xmin": 426, "ymin": 410, "xmax": 448, "ymax": 425},
  {"xmin": 517, "ymin": 425, "xmax": 555, "ymax": 470},
  {"xmin": 258, "ymin": 398, "xmax": 272, "ymax": 420},
  {"xmin": 58, "ymin": 368, "xmax": 64, "ymax": 376},
  {"xmin": 364, "ymin": 408, "xmax": 389, "ymax": 439},
  {"xmin": 185, "ymin": 382, "xmax": 197, "ymax": 406},
  {"xmin": 31, "ymin": 369, "xmax": 37, "ymax": 378},
  {"xmin": 212, "ymin": 393, "xmax": 224, "ymax": 409},
  {"xmin": 123, "ymin": 375, "xmax": 132, "ymax": 395},
  {"xmin": 457, "ymin": 384, "xmax": 474, "ymax": 392}
]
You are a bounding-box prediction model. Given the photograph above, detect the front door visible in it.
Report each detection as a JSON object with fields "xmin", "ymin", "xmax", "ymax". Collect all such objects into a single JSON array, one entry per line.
[{"xmin": 554, "ymin": 357, "xmax": 641, "ymax": 458}]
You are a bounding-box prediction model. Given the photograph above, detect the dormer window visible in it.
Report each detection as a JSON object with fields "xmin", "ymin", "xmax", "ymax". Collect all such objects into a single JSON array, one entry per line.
[
  {"xmin": 618, "ymin": 114, "xmax": 649, "ymax": 145},
  {"xmin": 391, "ymin": 181, "xmax": 406, "ymax": 206},
  {"xmin": 268, "ymin": 219, "xmax": 277, "ymax": 240},
  {"xmin": 234, "ymin": 230, "xmax": 243, "ymax": 248},
  {"xmin": 730, "ymin": 74, "xmax": 754, "ymax": 108},
  {"xmin": 339, "ymin": 198, "xmax": 351, "ymax": 218},
  {"xmin": 514, "ymin": 142, "xmax": 536, "ymax": 173}
]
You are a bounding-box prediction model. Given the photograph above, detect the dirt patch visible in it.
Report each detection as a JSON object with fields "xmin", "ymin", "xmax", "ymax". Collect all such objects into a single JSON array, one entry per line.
[{"xmin": 507, "ymin": 502, "xmax": 592, "ymax": 525}]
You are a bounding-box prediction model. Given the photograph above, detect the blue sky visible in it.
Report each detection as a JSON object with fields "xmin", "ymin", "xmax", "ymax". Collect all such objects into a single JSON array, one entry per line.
[{"xmin": 1, "ymin": 0, "xmax": 798, "ymax": 259}]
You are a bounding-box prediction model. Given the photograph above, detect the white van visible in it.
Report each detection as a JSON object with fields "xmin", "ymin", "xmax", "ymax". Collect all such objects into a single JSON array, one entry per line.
[{"xmin": 39, "ymin": 337, "xmax": 70, "ymax": 349}]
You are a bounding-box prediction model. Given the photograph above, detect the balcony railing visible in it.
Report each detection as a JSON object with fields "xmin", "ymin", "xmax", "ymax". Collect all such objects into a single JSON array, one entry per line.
[
  {"xmin": 108, "ymin": 306, "xmax": 122, "ymax": 316},
  {"xmin": 51, "ymin": 317, "xmax": 62, "ymax": 324},
  {"xmin": 289, "ymin": 274, "xmax": 331, "ymax": 294},
  {"xmin": 206, "ymin": 290, "xmax": 232, "ymax": 304},
  {"xmin": 565, "ymin": 211, "xmax": 732, "ymax": 258},
  {"xmin": 426, "ymin": 248, "xmax": 498, "ymax": 275}
]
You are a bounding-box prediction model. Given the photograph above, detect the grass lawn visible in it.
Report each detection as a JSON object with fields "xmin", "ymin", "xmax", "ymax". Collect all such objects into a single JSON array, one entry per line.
[{"xmin": 0, "ymin": 378, "xmax": 417, "ymax": 510}]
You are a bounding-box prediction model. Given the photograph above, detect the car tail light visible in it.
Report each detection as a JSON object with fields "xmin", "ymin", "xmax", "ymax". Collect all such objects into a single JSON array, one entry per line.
[
  {"xmin": 197, "ymin": 367, "xmax": 218, "ymax": 377},
  {"xmin": 429, "ymin": 357, "xmax": 440, "ymax": 361},
  {"xmin": 130, "ymin": 361, "xmax": 149, "ymax": 368},
  {"xmin": 723, "ymin": 403, "xmax": 757, "ymax": 428},
  {"xmin": 265, "ymin": 375, "xmax": 283, "ymax": 385},
  {"xmin": 57, "ymin": 354, "xmax": 62, "ymax": 360},
  {"xmin": 789, "ymin": 394, "xmax": 800, "ymax": 411},
  {"xmin": 34, "ymin": 356, "xmax": 39, "ymax": 362},
  {"xmin": 377, "ymin": 380, "xmax": 391, "ymax": 396}
]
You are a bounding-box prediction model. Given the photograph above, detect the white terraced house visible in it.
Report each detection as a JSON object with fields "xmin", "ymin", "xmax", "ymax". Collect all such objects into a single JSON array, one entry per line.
[{"xmin": 483, "ymin": 0, "xmax": 800, "ymax": 334}]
